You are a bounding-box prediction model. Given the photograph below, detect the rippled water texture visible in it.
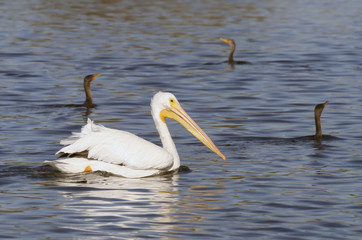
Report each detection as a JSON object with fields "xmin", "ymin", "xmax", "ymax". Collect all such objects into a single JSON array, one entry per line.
[{"xmin": 1, "ymin": 0, "xmax": 361, "ymax": 239}]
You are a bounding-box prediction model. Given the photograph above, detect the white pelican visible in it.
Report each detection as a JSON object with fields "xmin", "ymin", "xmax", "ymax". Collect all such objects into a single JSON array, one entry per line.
[{"xmin": 45, "ymin": 92, "xmax": 226, "ymax": 178}]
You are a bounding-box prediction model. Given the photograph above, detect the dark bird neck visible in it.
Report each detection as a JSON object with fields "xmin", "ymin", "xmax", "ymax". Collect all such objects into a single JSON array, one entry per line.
[
  {"xmin": 228, "ymin": 43, "xmax": 235, "ymax": 63},
  {"xmin": 83, "ymin": 81, "xmax": 93, "ymax": 106},
  {"xmin": 314, "ymin": 101, "xmax": 328, "ymax": 139},
  {"xmin": 314, "ymin": 112, "xmax": 322, "ymax": 139}
]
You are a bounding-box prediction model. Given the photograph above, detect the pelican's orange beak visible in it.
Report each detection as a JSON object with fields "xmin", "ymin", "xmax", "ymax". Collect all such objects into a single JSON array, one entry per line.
[{"xmin": 160, "ymin": 99, "xmax": 226, "ymax": 161}]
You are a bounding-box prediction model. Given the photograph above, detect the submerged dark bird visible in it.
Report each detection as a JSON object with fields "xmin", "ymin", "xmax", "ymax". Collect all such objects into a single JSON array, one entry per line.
[
  {"xmin": 314, "ymin": 101, "xmax": 328, "ymax": 139},
  {"xmin": 292, "ymin": 101, "xmax": 334, "ymax": 141},
  {"xmin": 220, "ymin": 37, "xmax": 250, "ymax": 65},
  {"xmin": 42, "ymin": 73, "xmax": 102, "ymax": 117},
  {"xmin": 83, "ymin": 73, "xmax": 102, "ymax": 107}
]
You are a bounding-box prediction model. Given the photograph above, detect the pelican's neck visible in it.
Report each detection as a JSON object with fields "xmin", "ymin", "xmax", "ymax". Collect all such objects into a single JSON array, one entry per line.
[
  {"xmin": 83, "ymin": 81, "xmax": 93, "ymax": 106},
  {"xmin": 314, "ymin": 111, "xmax": 322, "ymax": 139},
  {"xmin": 228, "ymin": 43, "xmax": 235, "ymax": 63},
  {"xmin": 151, "ymin": 109, "xmax": 180, "ymax": 171}
]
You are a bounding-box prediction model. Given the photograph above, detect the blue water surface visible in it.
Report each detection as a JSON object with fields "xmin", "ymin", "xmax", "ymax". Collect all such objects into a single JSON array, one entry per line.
[{"xmin": 0, "ymin": 0, "xmax": 361, "ymax": 239}]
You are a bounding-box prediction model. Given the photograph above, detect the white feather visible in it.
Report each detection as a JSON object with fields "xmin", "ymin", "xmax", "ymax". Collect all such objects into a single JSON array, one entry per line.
[
  {"xmin": 56, "ymin": 119, "xmax": 173, "ymax": 170},
  {"xmin": 44, "ymin": 158, "xmax": 161, "ymax": 178}
]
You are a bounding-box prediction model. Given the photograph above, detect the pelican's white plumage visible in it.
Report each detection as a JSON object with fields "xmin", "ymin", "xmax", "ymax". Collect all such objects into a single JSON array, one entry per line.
[
  {"xmin": 45, "ymin": 92, "xmax": 225, "ymax": 178},
  {"xmin": 56, "ymin": 119, "xmax": 173, "ymax": 170}
]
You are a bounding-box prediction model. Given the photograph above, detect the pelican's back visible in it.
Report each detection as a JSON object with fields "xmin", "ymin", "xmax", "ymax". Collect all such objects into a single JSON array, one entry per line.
[{"xmin": 56, "ymin": 119, "xmax": 173, "ymax": 170}]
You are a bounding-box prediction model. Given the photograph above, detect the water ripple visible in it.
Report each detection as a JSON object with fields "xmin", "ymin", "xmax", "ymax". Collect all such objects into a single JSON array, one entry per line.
[{"xmin": 1, "ymin": 0, "xmax": 362, "ymax": 239}]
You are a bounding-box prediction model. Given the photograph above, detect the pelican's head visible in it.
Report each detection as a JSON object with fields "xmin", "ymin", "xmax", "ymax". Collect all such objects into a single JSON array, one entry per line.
[
  {"xmin": 151, "ymin": 92, "xmax": 226, "ymax": 160},
  {"xmin": 84, "ymin": 73, "xmax": 102, "ymax": 84},
  {"xmin": 220, "ymin": 37, "xmax": 235, "ymax": 47}
]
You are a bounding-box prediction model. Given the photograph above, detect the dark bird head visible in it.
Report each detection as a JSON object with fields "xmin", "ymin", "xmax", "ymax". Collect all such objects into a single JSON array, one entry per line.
[
  {"xmin": 314, "ymin": 101, "xmax": 328, "ymax": 119},
  {"xmin": 84, "ymin": 73, "xmax": 102, "ymax": 84},
  {"xmin": 220, "ymin": 37, "xmax": 235, "ymax": 47},
  {"xmin": 220, "ymin": 37, "xmax": 236, "ymax": 63}
]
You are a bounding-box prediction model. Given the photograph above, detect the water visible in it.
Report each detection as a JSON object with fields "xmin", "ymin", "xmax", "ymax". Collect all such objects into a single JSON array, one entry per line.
[{"xmin": 1, "ymin": 0, "xmax": 361, "ymax": 239}]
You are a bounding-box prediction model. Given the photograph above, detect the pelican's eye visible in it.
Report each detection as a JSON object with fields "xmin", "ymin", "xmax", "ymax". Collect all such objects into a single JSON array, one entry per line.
[{"xmin": 169, "ymin": 98, "xmax": 177, "ymax": 107}]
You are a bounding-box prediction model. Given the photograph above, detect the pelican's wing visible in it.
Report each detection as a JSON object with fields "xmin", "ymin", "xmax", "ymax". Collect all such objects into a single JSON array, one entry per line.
[{"xmin": 56, "ymin": 119, "xmax": 173, "ymax": 170}]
